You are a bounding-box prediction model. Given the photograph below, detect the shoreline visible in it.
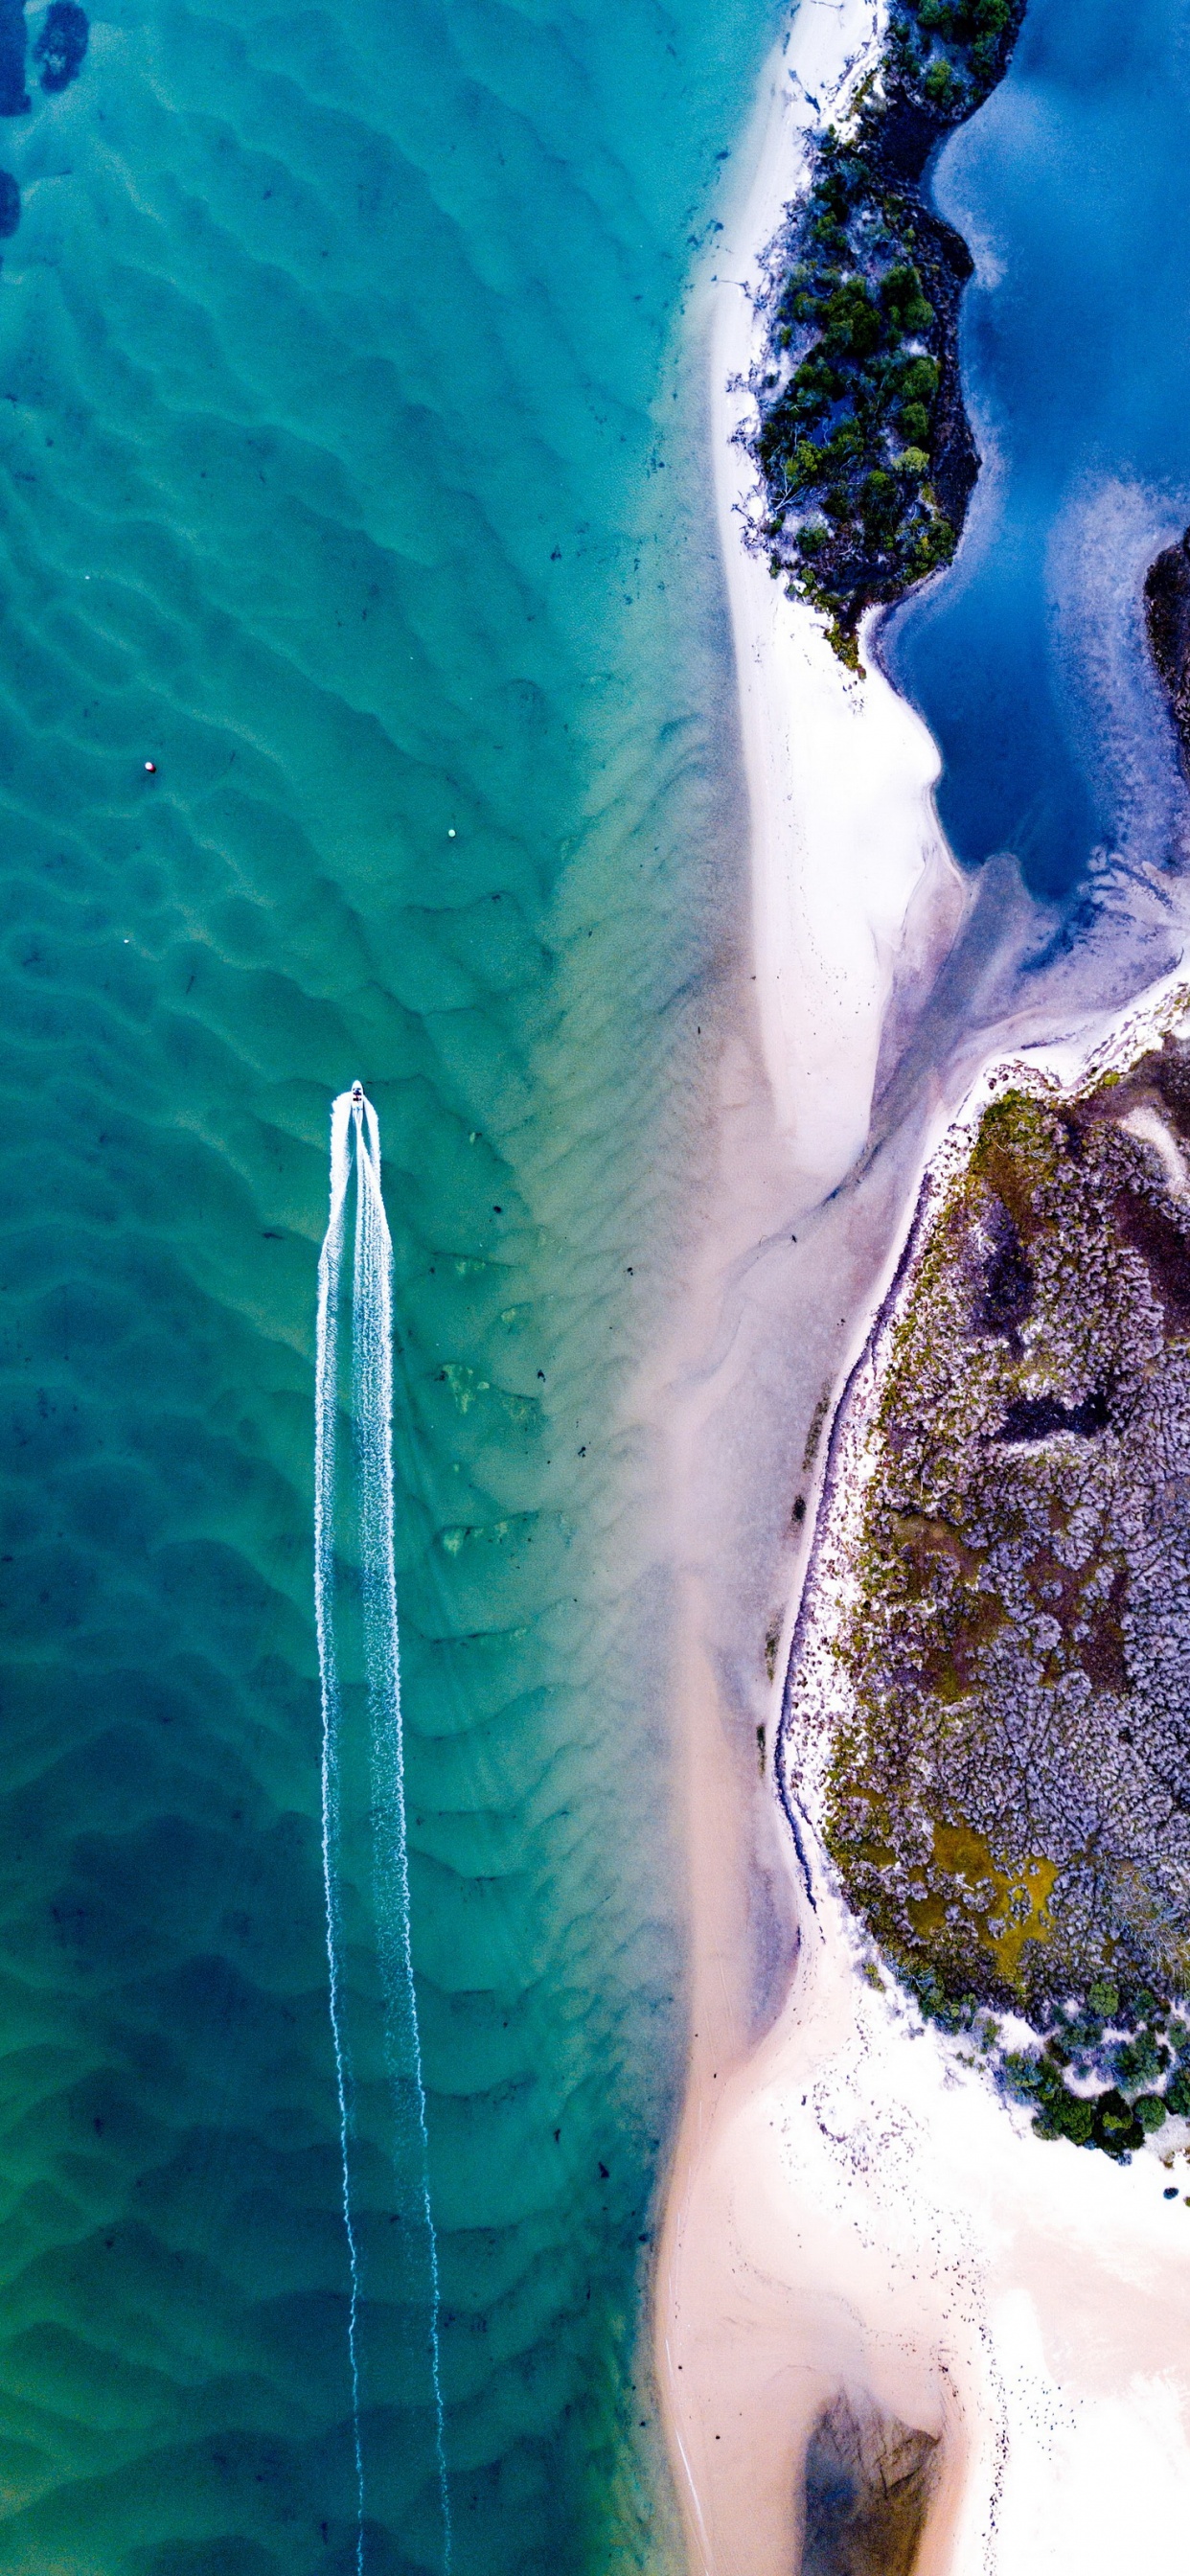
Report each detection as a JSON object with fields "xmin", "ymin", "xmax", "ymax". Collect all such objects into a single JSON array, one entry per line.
[
  {"xmin": 707, "ymin": 0, "xmax": 968, "ymax": 1197},
  {"xmin": 652, "ymin": 4, "xmax": 990, "ymax": 2560},
  {"xmin": 652, "ymin": 6, "xmax": 1190, "ymax": 2566},
  {"xmin": 782, "ymin": 951, "xmax": 1190, "ymax": 1854}
]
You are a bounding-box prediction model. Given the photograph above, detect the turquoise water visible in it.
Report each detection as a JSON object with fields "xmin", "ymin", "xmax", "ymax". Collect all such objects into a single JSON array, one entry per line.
[
  {"xmin": 0, "ymin": 0, "xmax": 775, "ymax": 2565},
  {"xmin": 887, "ymin": 0, "xmax": 1190, "ymax": 907}
]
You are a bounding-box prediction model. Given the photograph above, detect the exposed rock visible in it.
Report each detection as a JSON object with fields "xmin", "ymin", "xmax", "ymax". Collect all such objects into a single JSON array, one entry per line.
[
  {"xmin": 1146, "ymin": 529, "xmax": 1190, "ymax": 770},
  {"xmin": 802, "ymin": 2393, "xmax": 939, "ymax": 2576}
]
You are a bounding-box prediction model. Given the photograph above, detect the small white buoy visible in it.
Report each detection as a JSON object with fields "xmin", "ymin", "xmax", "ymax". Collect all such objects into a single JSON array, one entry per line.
[
  {"xmin": 447, "ymin": 826, "xmax": 456, "ymax": 839},
  {"xmin": 144, "ymin": 760, "xmax": 156, "ymax": 774}
]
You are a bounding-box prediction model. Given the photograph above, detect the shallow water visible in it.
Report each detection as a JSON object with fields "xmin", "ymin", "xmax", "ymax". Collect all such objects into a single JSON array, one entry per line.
[
  {"xmin": 0, "ymin": 0, "xmax": 774, "ymax": 2565},
  {"xmin": 887, "ymin": 0, "xmax": 1190, "ymax": 907}
]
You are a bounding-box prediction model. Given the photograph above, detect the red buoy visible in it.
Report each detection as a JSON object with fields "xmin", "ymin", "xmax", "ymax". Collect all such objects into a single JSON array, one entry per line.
[{"xmin": 144, "ymin": 760, "xmax": 157, "ymax": 774}]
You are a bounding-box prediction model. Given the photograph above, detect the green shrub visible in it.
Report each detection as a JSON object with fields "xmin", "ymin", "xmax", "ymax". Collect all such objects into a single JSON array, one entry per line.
[
  {"xmin": 881, "ymin": 263, "xmax": 922, "ymax": 315},
  {"xmin": 1114, "ymin": 2031, "xmax": 1162, "ymax": 2092},
  {"xmin": 752, "ymin": 0, "xmax": 1023, "ymax": 652},
  {"xmin": 881, "ymin": 265, "xmax": 935, "ymax": 333},
  {"xmin": 900, "ymin": 355, "xmax": 940, "ymax": 402},
  {"xmin": 822, "ymin": 280, "xmax": 883, "ymax": 358},
  {"xmin": 1036, "ymin": 2091, "xmax": 1094, "ymax": 2146},
  {"xmin": 914, "ymin": 517, "xmax": 956, "ymax": 570}
]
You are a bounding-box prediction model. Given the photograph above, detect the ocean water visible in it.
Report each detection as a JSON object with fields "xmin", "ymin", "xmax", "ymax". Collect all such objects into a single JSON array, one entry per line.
[
  {"xmin": 886, "ymin": 0, "xmax": 1190, "ymax": 908},
  {"xmin": 0, "ymin": 0, "xmax": 775, "ymax": 2566}
]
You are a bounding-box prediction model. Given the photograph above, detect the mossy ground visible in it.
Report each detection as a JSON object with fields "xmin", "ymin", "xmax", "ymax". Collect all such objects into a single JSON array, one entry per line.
[{"xmin": 786, "ymin": 1037, "xmax": 1190, "ymax": 2153}]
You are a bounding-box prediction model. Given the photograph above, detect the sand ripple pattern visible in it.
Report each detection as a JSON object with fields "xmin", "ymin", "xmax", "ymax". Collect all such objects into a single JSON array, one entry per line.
[{"xmin": 0, "ymin": 0, "xmax": 767, "ymax": 2565}]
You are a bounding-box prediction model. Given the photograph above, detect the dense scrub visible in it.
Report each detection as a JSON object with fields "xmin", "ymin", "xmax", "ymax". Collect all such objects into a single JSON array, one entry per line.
[
  {"xmin": 753, "ymin": 0, "xmax": 1025, "ymax": 664},
  {"xmin": 783, "ymin": 1034, "xmax": 1190, "ymax": 2156}
]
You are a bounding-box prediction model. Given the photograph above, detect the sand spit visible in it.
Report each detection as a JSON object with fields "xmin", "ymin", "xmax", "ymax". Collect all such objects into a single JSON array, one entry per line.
[
  {"xmin": 652, "ymin": 6, "xmax": 1190, "ymax": 2568},
  {"xmin": 656, "ymin": 954, "xmax": 1190, "ymax": 2566},
  {"xmin": 665, "ymin": 1841, "xmax": 1190, "ymax": 2574},
  {"xmin": 708, "ymin": 0, "xmax": 967, "ymax": 1197}
]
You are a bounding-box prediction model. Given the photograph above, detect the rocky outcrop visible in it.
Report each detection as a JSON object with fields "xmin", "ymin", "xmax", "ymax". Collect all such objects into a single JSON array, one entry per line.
[{"xmin": 1146, "ymin": 529, "xmax": 1190, "ymax": 765}]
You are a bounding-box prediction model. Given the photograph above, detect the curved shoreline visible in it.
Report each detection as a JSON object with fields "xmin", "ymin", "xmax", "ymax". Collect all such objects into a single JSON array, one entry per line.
[
  {"xmin": 749, "ymin": 0, "xmax": 1027, "ymax": 659},
  {"xmin": 707, "ymin": 0, "xmax": 965, "ymax": 1175},
  {"xmin": 652, "ymin": 3, "xmax": 1190, "ymax": 2566}
]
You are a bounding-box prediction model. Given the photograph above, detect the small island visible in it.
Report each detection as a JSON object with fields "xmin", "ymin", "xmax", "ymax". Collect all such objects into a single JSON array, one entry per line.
[
  {"xmin": 782, "ymin": 1019, "xmax": 1190, "ymax": 2157},
  {"xmin": 752, "ymin": 0, "xmax": 1025, "ymax": 664}
]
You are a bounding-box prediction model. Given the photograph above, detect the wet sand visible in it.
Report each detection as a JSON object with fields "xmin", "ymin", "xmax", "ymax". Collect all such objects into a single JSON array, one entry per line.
[{"xmin": 651, "ymin": 8, "xmax": 1190, "ymax": 2567}]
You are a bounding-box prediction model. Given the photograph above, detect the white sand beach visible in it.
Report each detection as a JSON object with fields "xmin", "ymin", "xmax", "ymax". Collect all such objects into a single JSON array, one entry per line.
[
  {"xmin": 656, "ymin": 1011, "xmax": 1190, "ymax": 2575},
  {"xmin": 664, "ymin": 1835, "xmax": 1190, "ymax": 2574},
  {"xmin": 708, "ymin": 0, "xmax": 966, "ymax": 1199},
  {"xmin": 652, "ymin": 7, "xmax": 1190, "ymax": 2568}
]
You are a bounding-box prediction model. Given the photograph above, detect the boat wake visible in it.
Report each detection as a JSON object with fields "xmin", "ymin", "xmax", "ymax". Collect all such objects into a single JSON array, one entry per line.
[{"xmin": 314, "ymin": 1084, "xmax": 451, "ymax": 2573}]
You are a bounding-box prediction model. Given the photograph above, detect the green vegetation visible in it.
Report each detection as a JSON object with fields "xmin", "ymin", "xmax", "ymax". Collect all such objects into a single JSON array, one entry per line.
[
  {"xmin": 783, "ymin": 1033, "xmax": 1190, "ymax": 2157},
  {"xmin": 754, "ymin": 0, "xmax": 1024, "ymax": 661}
]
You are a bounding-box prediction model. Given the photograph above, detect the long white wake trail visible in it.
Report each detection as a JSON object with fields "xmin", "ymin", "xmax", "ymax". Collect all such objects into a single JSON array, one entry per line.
[{"xmin": 315, "ymin": 1084, "xmax": 451, "ymax": 2573}]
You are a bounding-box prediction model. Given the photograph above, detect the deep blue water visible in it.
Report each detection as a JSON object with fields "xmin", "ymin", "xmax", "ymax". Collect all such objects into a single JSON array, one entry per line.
[{"xmin": 887, "ymin": 0, "xmax": 1190, "ymax": 905}]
